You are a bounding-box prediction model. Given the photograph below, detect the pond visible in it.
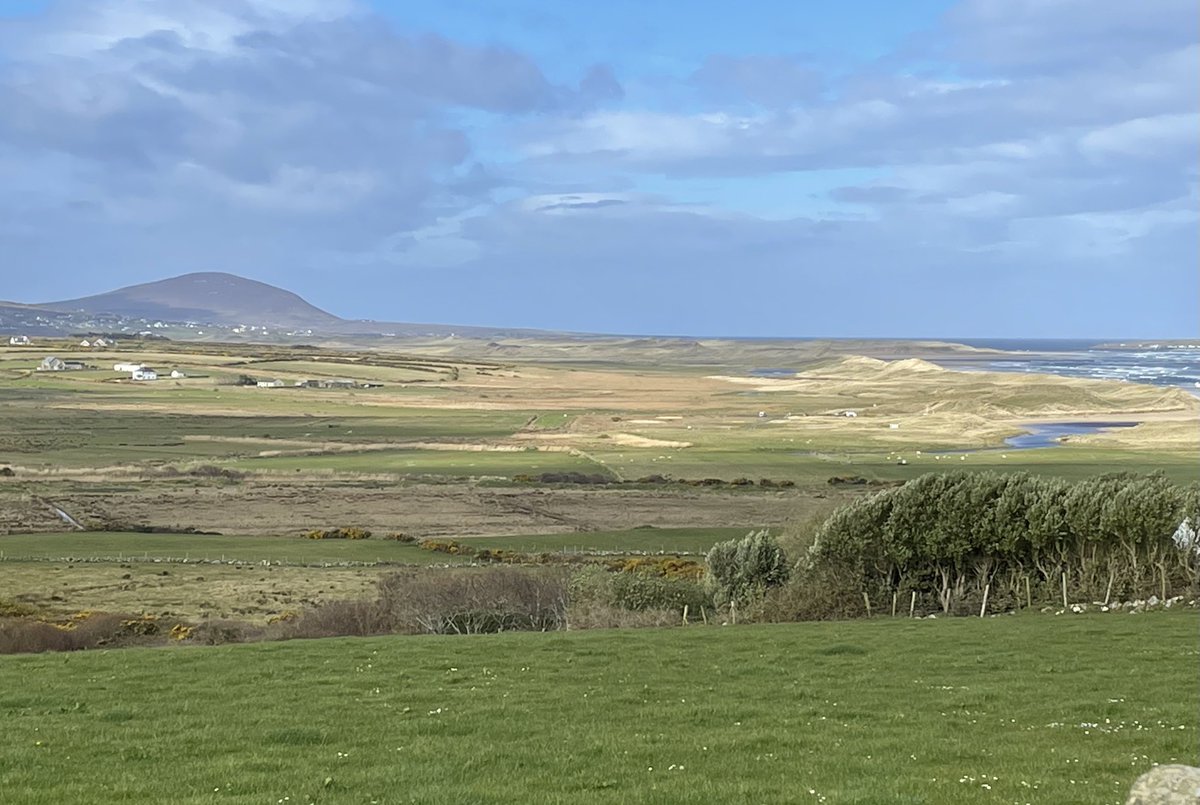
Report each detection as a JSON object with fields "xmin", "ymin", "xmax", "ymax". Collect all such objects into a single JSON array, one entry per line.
[
  {"xmin": 930, "ymin": 421, "xmax": 1141, "ymax": 455},
  {"xmin": 1003, "ymin": 421, "xmax": 1140, "ymax": 449}
]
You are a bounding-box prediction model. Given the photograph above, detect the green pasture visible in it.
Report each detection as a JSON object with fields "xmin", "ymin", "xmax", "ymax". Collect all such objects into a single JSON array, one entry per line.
[
  {"xmin": 0, "ymin": 527, "xmax": 747, "ymax": 564},
  {"xmin": 592, "ymin": 444, "xmax": 1194, "ymax": 484},
  {"xmin": 0, "ymin": 613, "xmax": 1194, "ymax": 804},
  {"xmin": 234, "ymin": 448, "xmax": 609, "ymax": 479},
  {"xmin": 0, "ymin": 400, "xmax": 536, "ymax": 468},
  {"xmin": 459, "ymin": 526, "xmax": 749, "ymax": 555},
  {"xmin": 0, "ymin": 532, "xmax": 454, "ymax": 565}
]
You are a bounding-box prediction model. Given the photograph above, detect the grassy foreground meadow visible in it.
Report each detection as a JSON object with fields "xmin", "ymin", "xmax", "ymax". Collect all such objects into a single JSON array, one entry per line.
[{"xmin": 1, "ymin": 613, "xmax": 1196, "ymax": 805}]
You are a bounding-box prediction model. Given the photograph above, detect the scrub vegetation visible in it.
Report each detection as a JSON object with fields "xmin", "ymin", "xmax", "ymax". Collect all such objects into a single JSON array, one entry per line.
[{"xmin": 1, "ymin": 338, "xmax": 1196, "ymax": 803}]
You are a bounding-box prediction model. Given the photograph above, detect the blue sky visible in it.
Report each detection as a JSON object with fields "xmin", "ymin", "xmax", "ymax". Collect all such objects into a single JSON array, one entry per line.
[{"xmin": 0, "ymin": 0, "xmax": 1196, "ymax": 337}]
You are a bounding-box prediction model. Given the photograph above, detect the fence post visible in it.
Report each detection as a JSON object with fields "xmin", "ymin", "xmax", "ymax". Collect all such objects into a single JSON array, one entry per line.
[
  {"xmin": 862, "ymin": 592, "xmax": 872, "ymax": 617},
  {"xmin": 1061, "ymin": 572, "xmax": 1068, "ymax": 609},
  {"xmin": 909, "ymin": 591, "xmax": 916, "ymax": 618},
  {"xmin": 979, "ymin": 584, "xmax": 990, "ymax": 618}
]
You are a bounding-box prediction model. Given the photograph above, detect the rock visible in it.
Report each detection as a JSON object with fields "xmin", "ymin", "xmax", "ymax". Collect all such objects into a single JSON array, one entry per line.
[{"xmin": 1126, "ymin": 765, "xmax": 1200, "ymax": 804}]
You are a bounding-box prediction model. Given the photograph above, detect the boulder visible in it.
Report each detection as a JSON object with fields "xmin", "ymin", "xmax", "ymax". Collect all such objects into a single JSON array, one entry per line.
[{"xmin": 1127, "ymin": 765, "xmax": 1200, "ymax": 804}]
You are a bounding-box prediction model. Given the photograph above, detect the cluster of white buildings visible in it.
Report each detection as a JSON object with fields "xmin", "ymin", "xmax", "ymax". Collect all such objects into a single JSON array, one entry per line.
[
  {"xmin": 113, "ymin": 362, "xmax": 174, "ymax": 381},
  {"xmin": 116, "ymin": 363, "xmax": 158, "ymax": 381}
]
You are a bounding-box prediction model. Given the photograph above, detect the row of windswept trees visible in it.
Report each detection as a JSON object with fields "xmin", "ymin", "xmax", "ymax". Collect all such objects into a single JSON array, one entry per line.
[{"xmin": 801, "ymin": 472, "xmax": 1199, "ymax": 616}]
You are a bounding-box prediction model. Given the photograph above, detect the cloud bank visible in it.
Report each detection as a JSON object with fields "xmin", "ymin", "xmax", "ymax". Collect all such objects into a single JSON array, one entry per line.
[{"xmin": 0, "ymin": 0, "xmax": 1195, "ymax": 336}]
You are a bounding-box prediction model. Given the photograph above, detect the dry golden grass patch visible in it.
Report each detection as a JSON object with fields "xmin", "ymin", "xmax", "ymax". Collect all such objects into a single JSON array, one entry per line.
[{"xmin": 0, "ymin": 561, "xmax": 383, "ymax": 622}]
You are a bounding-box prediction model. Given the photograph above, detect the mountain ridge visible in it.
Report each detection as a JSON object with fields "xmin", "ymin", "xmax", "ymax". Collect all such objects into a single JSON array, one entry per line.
[{"xmin": 42, "ymin": 272, "xmax": 342, "ymax": 329}]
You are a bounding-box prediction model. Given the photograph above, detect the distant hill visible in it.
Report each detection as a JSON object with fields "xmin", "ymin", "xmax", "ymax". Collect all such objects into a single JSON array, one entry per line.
[{"xmin": 42, "ymin": 272, "xmax": 342, "ymax": 329}]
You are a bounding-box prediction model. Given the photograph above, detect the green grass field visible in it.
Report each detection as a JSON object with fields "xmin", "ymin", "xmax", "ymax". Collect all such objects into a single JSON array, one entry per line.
[
  {"xmin": 0, "ymin": 528, "xmax": 744, "ymax": 564},
  {"xmin": 233, "ymin": 448, "xmax": 609, "ymax": 479},
  {"xmin": 0, "ymin": 532, "xmax": 449, "ymax": 565},
  {"xmin": 0, "ymin": 613, "xmax": 1194, "ymax": 804},
  {"xmin": 460, "ymin": 526, "xmax": 749, "ymax": 554}
]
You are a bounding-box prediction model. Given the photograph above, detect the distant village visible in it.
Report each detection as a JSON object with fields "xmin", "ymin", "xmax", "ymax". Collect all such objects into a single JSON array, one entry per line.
[{"xmin": 13, "ymin": 335, "xmax": 380, "ymax": 389}]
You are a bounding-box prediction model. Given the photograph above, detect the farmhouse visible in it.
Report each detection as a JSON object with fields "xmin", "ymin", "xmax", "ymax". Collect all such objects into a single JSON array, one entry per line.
[
  {"xmin": 8, "ymin": 335, "xmax": 30, "ymax": 345},
  {"xmin": 322, "ymin": 379, "xmax": 357, "ymax": 389},
  {"xmin": 294, "ymin": 379, "xmax": 321, "ymax": 388},
  {"xmin": 38, "ymin": 356, "xmax": 67, "ymax": 372},
  {"xmin": 132, "ymin": 368, "xmax": 158, "ymax": 381},
  {"xmin": 170, "ymin": 370, "xmax": 187, "ymax": 379},
  {"xmin": 256, "ymin": 379, "xmax": 286, "ymax": 388},
  {"xmin": 841, "ymin": 410, "xmax": 859, "ymax": 418},
  {"xmin": 114, "ymin": 362, "xmax": 145, "ymax": 372}
]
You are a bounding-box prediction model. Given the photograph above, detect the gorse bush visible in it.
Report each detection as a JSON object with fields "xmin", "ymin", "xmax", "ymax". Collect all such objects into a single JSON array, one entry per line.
[
  {"xmin": 803, "ymin": 471, "xmax": 1199, "ymax": 616},
  {"xmin": 305, "ymin": 527, "xmax": 372, "ymax": 540},
  {"xmin": 604, "ymin": 556, "xmax": 704, "ymax": 579},
  {"xmin": 704, "ymin": 530, "xmax": 790, "ymax": 609}
]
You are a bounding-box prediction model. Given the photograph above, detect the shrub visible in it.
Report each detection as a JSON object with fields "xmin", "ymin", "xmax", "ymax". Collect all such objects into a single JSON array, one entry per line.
[
  {"xmin": 0, "ymin": 612, "xmax": 144, "ymax": 654},
  {"xmin": 376, "ymin": 567, "xmax": 569, "ymax": 635},
  {"xmin": 417, "ymin": 539, "xmax": 474, "ymax": 556},
  {"xmin": 0, "ymin": 618, "xmax": 74, "ymax": 654},
  {"xmin": 803, "ymin": 471, "xmax": 1198, "ymax": 616},
  {"xmin": 188, "ymin": 465, "xmax": 244, "ymax": 480},
  {"xmin": 189, "ymin": 620, "xmax": 262, "ymax": 646},
  {"xmin": 306, "ymin": 527, "xmax": 372, "ymax": 540},
  {"xmin": 606, "ymin": 556, "xmax": 704, "ymax": 579},
  {"xmin": 570, "ymin": 566, "xmax": 708, "ymax": 614},
  {"xmin": 120, "ymin": 615, "xmax": 161, "ymax": 637},
  {"xmin": 287, "ymin": 600, "xmax": 391, "ymax": 639},
  {"xmin": 705, "ymin": 530, "xmax": 790, "ymax": 609},
  {"xmin": 0, "ymin": 599, "xmax": 38, "ymax": 618}
]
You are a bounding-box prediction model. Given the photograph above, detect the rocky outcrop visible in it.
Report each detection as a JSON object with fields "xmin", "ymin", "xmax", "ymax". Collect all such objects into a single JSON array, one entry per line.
[{"xmin": 1127, "ymin": 765, "xmax": 1200, "ymax": 804}]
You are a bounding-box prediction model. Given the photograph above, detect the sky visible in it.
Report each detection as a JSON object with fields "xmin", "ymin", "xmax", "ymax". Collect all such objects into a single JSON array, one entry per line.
[{"xmin": 0, "ymin": 0, "xmax": 1196, "ymax": 337}]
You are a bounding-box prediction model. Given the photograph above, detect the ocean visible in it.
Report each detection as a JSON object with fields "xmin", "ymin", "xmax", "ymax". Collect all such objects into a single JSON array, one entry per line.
[{"xmin": 947, "ymin": 339, "xmax": 1200, "ymax": 394}]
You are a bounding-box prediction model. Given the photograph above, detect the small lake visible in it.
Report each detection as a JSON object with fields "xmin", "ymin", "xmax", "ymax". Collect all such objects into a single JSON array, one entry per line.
[
  {"xmin": 1004, "ymin": 421, "xmax": 1140, "ymax": 449},
  {"xmin": 931, "ymin": 421, "xmax": 1141, "ymax": 455}
]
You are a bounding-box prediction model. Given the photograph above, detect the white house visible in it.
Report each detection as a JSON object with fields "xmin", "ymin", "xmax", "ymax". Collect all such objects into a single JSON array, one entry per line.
[
  {"xmin": 38, "ymin": 356, "xmax": 66, "ymax": 372},
  {"xmin": 92, "ymin": 337, "xmax": 113, "ymax": 348},
  {"xmin": 170, "ymin": 370, "xmax": 187, "ymax": 379},
  {"xmin": 256, "ymin": 379, "xmax": 285, "ymax": 388},
  {"xmin": 8, "ymin": 335, "xmax": 30, "ymax": 346},
  {"xmin": 79, "ymin": 339, "xmax": 92, "ymax": 347},
  {"xmin": 132, "ymin": 368, "xmax": 158, "ymax": 381},
  {"xmin": 114, "ymin": 362, "xmax": 145, "ymax": 372},
  {"xmin": 841, "ymin": 410, "xmax": 859, "ymax": 418}
]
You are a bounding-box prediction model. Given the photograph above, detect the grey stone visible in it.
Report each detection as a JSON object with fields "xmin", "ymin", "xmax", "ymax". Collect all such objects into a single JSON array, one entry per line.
[{"xmin": 1127, "ymin": 765, "xmax": 1200, "ymax": 804}]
